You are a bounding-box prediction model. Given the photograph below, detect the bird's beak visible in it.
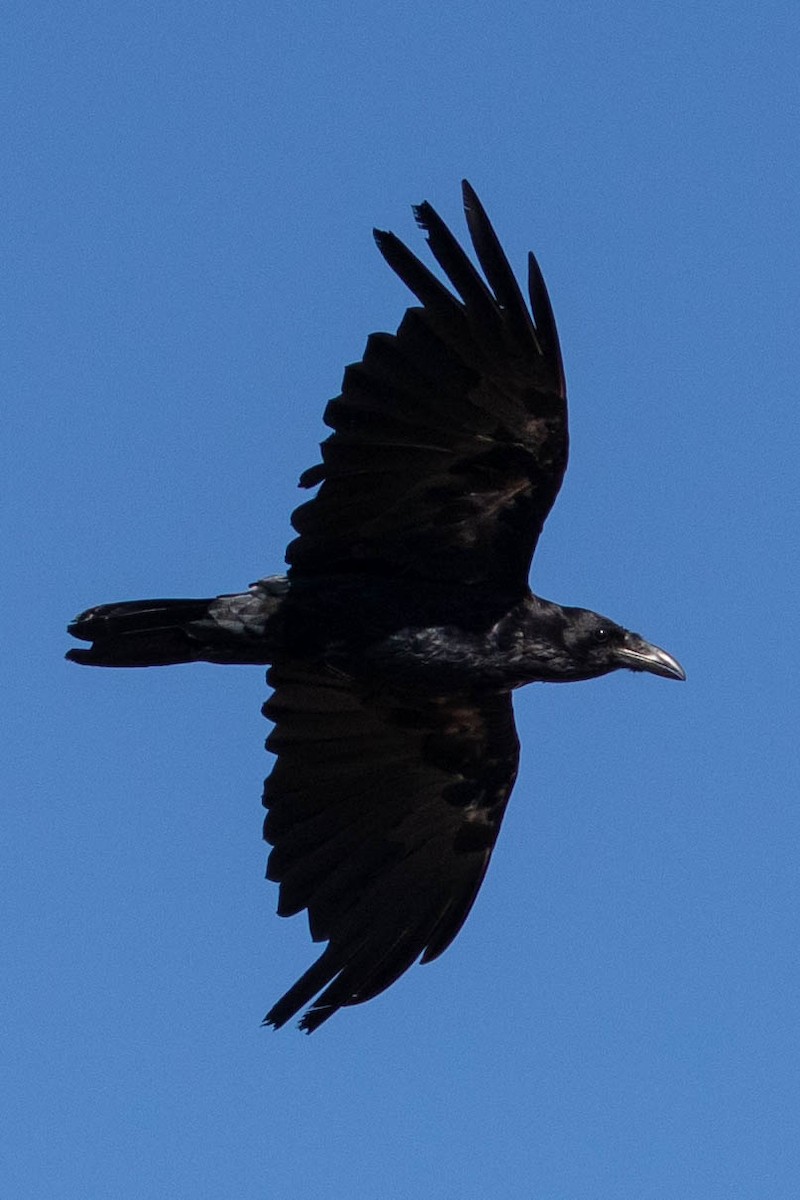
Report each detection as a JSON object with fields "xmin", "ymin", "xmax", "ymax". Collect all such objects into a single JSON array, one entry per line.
[{"xmin": 616, "ymin": 634, "xmax": 686, "ymax": 681}]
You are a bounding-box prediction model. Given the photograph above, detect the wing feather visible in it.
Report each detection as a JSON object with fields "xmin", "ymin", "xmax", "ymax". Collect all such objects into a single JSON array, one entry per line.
[
  {"xmin": 286, "ymin": 182, "xmax": 568, "ymax": 590},
  {"xmin": 261, "ymin": 664, "xmax": 519, "ymax": 1031}
]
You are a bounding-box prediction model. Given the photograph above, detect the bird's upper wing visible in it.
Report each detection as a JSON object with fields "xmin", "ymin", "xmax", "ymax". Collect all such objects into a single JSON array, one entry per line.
[
  {"xmin": 286, "ymin": 181, "xmax": 568, "ymax": 593},
  {"xmin": 262, "ymin": 663, "xmax": 520, "ymax": 1031}
]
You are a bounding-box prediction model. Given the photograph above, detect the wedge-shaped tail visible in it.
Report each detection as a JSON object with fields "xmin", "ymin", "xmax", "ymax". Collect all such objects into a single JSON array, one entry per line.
[{"xmin": 67, "ymin": 577, "xmax": 289, "ymax": 667}]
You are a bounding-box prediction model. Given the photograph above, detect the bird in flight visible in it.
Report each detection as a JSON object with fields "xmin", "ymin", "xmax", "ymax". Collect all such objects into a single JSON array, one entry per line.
[{"xmin": 68, "ymin": 181, "xmax": 685, "ymax": 1032}]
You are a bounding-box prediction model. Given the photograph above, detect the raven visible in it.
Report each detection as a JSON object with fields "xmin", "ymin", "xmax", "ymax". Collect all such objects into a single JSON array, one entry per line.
[{"xmin": 68, "ymin": 182, "xmax": 684, "ymax": 1032}]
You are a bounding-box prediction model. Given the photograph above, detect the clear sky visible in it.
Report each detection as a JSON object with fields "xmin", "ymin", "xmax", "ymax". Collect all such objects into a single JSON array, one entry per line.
[{"xmin": 4, "ymin": 2, "xmax": 800, "ymax": 1197}]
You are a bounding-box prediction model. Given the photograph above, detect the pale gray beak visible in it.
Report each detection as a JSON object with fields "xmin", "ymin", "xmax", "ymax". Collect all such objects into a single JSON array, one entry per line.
[{"xmin": 615, "ymin": 634, "xmax": 686, "ymax": 681}]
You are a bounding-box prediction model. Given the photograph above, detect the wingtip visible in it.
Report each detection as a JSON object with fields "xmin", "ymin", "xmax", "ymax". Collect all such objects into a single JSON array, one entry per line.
[
  {"xmin": 297, "ymin": 1004, "xmax": 335, "ymax": 1034},
  {"xmin": 412, "ymin": 201, "xmax": 434, "ymax": 233},
  {"xmin": 261, "ymin": 1003, "xmax": 332, "ymax": 1035},
  {"xmin": 461, "ymin": 180, "xmax": 492, "ymax": 229},
  {"xmin": 527, "ymin": 250, "xmax": 566, "ymax": 394},
  {"xmin": 460, "ymin": 178, "xmax": 478, "ymax": 209},
  {"xmin": 261, "ymin": 1004, "xmax": 292, "ymax": 1032}
]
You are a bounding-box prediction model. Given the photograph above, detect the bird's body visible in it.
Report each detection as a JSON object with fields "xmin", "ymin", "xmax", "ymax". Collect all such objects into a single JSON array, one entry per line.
[{"xmin": 68, "ymin": 183, "xmax": 684, "ymax": 1031}]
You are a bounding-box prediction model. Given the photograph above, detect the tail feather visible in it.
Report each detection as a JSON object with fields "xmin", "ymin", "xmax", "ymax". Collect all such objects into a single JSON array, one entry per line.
[{"xmin": 66, "ymin": 576, "xmax": 288, "ymax": 667}]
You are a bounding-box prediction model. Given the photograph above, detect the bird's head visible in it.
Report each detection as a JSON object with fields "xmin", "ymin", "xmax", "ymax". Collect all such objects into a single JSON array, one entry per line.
[{"xmin": 559, "ymin": 607, "xmax": 686, "ymax": 683}]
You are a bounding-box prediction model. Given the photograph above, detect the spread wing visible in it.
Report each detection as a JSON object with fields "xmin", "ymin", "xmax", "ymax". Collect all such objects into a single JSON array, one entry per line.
[
  {"xmin": 262, "ymin": 664, "xmax": 520, "ymax": 1032},
  {"xmin": 287, "ymin": 180, "xmax": 568, "ymax": 592}
]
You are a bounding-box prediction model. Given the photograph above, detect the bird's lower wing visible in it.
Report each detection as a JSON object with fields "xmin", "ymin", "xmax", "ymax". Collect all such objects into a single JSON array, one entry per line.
[{"xmin": 261, "ymin": 663, "xmax": 520, "ymax": 1031}]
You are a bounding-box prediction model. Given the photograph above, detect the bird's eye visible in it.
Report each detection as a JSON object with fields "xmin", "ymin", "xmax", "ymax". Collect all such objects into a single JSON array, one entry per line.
[{"xmin": 593, "ymin": 627, "xmax": 610, "ymax": 644}]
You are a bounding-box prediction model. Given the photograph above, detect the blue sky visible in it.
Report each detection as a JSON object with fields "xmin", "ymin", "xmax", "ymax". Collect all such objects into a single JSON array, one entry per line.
[{"xmin": 4, "ymin": 2, "xmax": 800, "ymax": 1196}]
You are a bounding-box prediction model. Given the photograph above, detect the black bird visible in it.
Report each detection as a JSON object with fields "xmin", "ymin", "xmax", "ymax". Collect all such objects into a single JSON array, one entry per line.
[{"xmin": 68, "ymin": 182, "xmax": 684, "ymax": 1032}]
